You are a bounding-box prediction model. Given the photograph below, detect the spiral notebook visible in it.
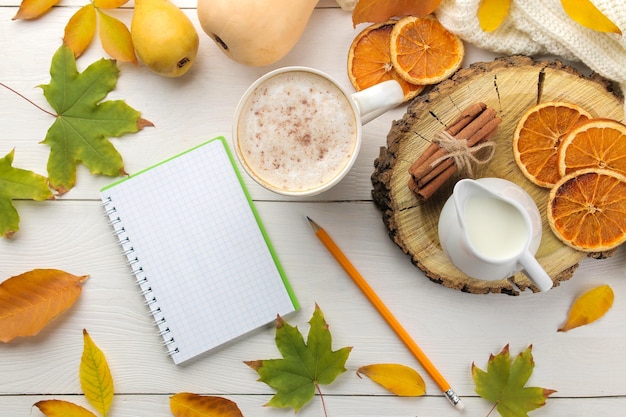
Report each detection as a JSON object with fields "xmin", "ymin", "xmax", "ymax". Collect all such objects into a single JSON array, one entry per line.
[{"xmin": 100, "ymin": 136, "xmax": 299, "ymax": 365}]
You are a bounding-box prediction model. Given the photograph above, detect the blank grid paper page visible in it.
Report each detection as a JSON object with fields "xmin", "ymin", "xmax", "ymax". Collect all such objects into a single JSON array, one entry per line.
[{"xmin": 100, "ymin": 137, "xmax": 297, "ymax": 364}]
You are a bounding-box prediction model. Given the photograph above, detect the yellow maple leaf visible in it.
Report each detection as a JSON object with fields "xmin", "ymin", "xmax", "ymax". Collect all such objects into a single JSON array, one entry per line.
[
  {"xmin": 558, "ymin": 284, "xmax": 614, "ymax": 332},
  {"xmin": 478, "ymin": 0, "xmax": 511, "ymax": 32},
  {"xmin": 357, "ymin": 363, "xmax": 426, "ymax": 396},
  {"xmin": 97, "ymin": 10, "xmax": 138, "ymax": 64},
  {"xmin": 560, "ymin": 0, "xmax": 622, "ymax": 34},
  {"xmin": 0, "ymin": 269, "xmax": 88, "ymax": 342},
  {"xmin": 64, "ymin": 4, "xmax": 97, "ymax": 58},
  {"xmin": 80, "ymin": 329, "xmax": 114, "ymax": 417},
  {"xmin": 170, "ymin": 393, "xmax": 244, "ymax": 417},
  {"xmin": 34, "ymin": 400, "xmax": 98, "ymax": 417}
]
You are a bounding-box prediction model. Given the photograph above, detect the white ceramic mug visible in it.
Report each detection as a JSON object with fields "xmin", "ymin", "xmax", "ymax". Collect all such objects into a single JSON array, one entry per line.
[
  {"xmin": 233, "ymin": 66, "xmax": 404, "ymax": 196},
  {"xmin": 438, "ymin": 178, "xmax": 553, "ymax": 292}
]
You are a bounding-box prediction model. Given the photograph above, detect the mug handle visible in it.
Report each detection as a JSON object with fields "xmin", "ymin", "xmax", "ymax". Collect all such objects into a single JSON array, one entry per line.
[
  {"xmin": 351, "ymin": 80, "xmax": 404, "ymax": 124},
  {"xmin": 519, "ymin": 250, "xmax": 553, "ymax": 292}
]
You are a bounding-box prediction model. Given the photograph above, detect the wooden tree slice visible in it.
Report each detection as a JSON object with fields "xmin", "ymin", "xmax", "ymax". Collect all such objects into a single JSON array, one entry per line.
[{"xmin": 372, "ymin": 56, "xmax": 624, "ymax": 295}]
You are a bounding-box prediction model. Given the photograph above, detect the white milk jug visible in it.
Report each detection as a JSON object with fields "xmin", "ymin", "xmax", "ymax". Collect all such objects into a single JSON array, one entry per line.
[{"xmin": 438, "ymin": 178, "xmax": 553, "ymax": 292}]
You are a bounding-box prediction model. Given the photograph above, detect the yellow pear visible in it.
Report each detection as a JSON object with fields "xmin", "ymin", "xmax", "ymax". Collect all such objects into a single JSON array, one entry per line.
[
  {"xmin": 197, "ymin": 0, "xmax": 318, "ymax": 66},
  {"xmin": 131, "ymin": 0, "xmax": 199, "ymax": 77}
]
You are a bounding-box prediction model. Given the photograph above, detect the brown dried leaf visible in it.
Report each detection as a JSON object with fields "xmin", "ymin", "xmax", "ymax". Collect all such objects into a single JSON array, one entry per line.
[
  {"xmin": 64, "ymin": 4, "xmax": 97, "ymax": 58},
  {"xmin": 352, "ymin": 0, "xmax": 442, "ymax": 27},
  {"xmin": 12, "ymin": 0, "xmax": 59, "ymax": 20},
  {"xmin": 0, "ymin": 269, "xmax": 88, "ymax": 342},
  {"xmin": 170, "ymin": 393, "xmax": 244, "ymax": 417},
  {"xmin": 97, "ymin": 10, "xmax": 138, "ymax": 64},
  {"xmin": 558, "ymin": 284, "xmax": 614, "ymax": 332}
]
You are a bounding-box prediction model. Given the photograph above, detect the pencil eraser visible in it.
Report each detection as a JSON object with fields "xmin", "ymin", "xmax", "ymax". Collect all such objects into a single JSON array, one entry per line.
[{"xmin": 455, "ymin": 399, "xmax": 465, "ymax": 411}]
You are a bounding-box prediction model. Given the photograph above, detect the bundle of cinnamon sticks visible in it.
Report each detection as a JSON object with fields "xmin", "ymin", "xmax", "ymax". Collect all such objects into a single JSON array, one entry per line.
[{"xmin": 408, "ymin": 102, "xmax": 501, "ymax": 200}]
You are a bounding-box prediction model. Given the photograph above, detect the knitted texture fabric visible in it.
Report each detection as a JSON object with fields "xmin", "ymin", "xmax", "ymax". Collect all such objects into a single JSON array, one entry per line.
[{"xmin": 436, "ymin": 0, "xmax": 626, "ymax": 93}]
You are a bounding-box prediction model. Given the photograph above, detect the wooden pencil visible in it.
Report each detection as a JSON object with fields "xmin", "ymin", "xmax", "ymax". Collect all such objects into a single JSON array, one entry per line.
[{"xmin": 307, "ymin": 217, "xmax": 464, "ymax": 410}]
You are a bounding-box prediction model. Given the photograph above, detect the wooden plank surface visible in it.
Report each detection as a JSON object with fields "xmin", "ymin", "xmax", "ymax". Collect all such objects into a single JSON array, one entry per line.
[{"xmin": 1, "ymin": 2, "xmax": 626, "ymax": 416}]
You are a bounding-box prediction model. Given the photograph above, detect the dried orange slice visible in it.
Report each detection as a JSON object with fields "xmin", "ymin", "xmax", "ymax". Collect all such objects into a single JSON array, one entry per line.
[
  {"xmin": 389, "ymin": 15, "xmax": 464, "ymax": 85},
  {"xmin": 547, "ymin": 168, "xmax": 626, "ymax": 252},
  {"xmin": 558, "ymin": 118, "xmax": 626, "ymax": 177},
  {"xmin": 513, "ymin": 101, "xmax": 592, "ymax": 188},
  {"xmin": 348, "ymin": 20, "xmax": 424, "ymax": 102}
]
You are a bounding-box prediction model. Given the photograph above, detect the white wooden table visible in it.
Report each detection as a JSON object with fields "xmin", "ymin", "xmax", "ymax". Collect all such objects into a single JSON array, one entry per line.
[{"xmin": 1, "ymin": 2, "xmax": 625, "ymax": 416}]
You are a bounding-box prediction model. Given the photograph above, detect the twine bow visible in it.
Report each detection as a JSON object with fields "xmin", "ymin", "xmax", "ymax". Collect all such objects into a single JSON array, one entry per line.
[{"xmin": 429, "ymin": 131, "xmax": 497, "ymax": 178}]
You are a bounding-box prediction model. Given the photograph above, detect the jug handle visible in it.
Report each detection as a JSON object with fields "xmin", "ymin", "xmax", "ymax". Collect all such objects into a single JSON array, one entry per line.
[{"xmin": 519, "ymin": 250, "xmax": 553, "ymax": 292}]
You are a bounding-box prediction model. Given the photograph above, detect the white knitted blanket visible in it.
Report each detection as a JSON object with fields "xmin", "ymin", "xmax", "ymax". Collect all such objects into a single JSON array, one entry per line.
[{"xmin": 435, "ymin": 0, "xmax": 626, "ymax": 99}]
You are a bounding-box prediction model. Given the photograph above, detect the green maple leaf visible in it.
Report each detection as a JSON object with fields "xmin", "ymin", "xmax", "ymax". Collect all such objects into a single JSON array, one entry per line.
[
  {"xmin": 0, "ymin": 149, "xmax": 54, "ymax": 238},
  {"xmin": 39, "ymin": 44, "xmax": 152, "ymax": 195},
  {"xmin": 245, "ymin": 304, "xmax": 352, "ymax": 412},
  {"xmin": 472, "ymin": 344, "xmax": 556, "ymax": 417}
]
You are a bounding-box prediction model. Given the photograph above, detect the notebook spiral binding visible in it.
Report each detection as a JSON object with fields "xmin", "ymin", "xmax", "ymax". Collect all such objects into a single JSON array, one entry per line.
[{"xmin": 101, "ymin": 196, "xmax": 180, "ymax": 358}]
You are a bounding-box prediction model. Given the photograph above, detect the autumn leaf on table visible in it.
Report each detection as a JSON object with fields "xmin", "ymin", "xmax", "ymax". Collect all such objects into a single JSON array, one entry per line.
[
  {"xmin": 558, "ymin": 284, "xmax": 614, "ymax": 332},
  {"xmin": 0, "ymin": 149, "xmax": 54, "ymax": 238},
  {"xmin": 245, "ymin": 304, "xmax": 352, "ymax": 413},
  {"xmin": 14, "ymin": 0, "xmax": 135, "ymax": 63},
  {"xmin": 64, "ymin": 0, "xmax": 136, "ymax": 62},
  {"xmin": 12, "ymin": 0, "xmax": 60, "ymax": 20},
  {"xmin": 170, "ymin": 393, "xmax": 244, "ymax": 417},
  {"xmin": 64, "ymin": 5, "xmax": 97, "ymax": 59},
  {"xmin": 96, "ymin": 9, "xmax": 137, "ymax": 63},
  {"xmin": 352, "ymin": 0, "xmax": 442, "ymax": 27},
  {"xmin": 0, "ymin": 269, "xmax": 88, "ymax": 342},
  {"xmin": 357, "ymin": 363, "xmax": 426, "ymax": 396},
  {"xmin": 39, "ymin": 45, "xmax": 152, "ymax": 195},
  {"xmin": 472, "ymin": 344, "xmax": 556, "ymax": 417},
  {"xmin": 33, "ymin": 330, "xmax": 113, "ymax": 416},
  {"xmin": 80, "ymin": 329, "xmax": 114, "ymax": 417},
  {"xmin": 34, "ymin": 399, "xmax": 98, "ymax": 417}
]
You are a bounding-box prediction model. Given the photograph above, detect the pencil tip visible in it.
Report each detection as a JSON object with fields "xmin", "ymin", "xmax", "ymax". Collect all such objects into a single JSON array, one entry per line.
[{"xmin": 306, "ymin": 216, "xmax": 321, "ymax": 232}]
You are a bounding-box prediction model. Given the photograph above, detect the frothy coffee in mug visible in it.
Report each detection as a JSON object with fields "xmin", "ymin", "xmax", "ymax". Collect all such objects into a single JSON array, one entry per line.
[{"xmin": 236, "ymin": 70, "xmax": 359, "ymax": 194}]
